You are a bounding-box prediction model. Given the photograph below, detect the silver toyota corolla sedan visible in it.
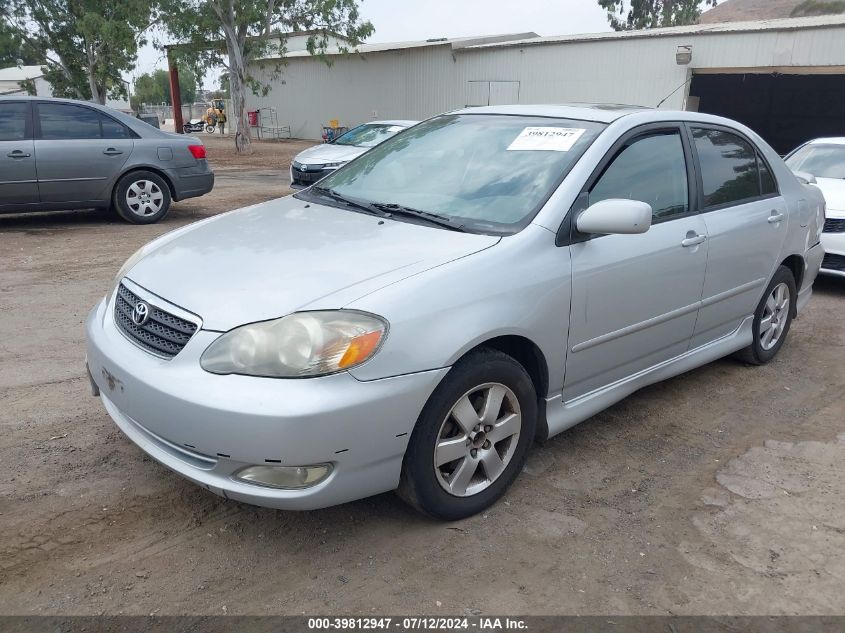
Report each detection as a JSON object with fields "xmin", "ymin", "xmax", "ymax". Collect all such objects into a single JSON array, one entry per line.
[
  {"xmin": 86, "ymin": 105, "xmax": 825, "ymax": 520},
  {"xmin": 0, "ymin": 96, "xmax": 214, "ymax": 223}
]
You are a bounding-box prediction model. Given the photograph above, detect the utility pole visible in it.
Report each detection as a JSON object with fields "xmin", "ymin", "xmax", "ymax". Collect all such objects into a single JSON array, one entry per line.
[{"xmin": 166, "ymin": 46, "xmax": 184, "ymax": 134}]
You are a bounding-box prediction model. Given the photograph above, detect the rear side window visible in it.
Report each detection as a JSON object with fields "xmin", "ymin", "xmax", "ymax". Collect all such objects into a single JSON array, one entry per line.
[
  {"xmin": 692, "ymin": 127, "xmax": 762, "ymax": 208},
  {"xmin": 38, "ymin": 103, "xmax": 108, "ymax": 140},
  {"xmin": 759, "ymin": 154, "xmax": 777, "ymax": 195},
  {"xmin": 589, "ymin": 131, "xmax": 689, "ymax": 221},
  {"xmin": 100, "ymin": 114, "xmax": 130, "ymax": 139},
  {"xmin": 0, "ymin": 102, "xmax": 29, "ymax": 141}
]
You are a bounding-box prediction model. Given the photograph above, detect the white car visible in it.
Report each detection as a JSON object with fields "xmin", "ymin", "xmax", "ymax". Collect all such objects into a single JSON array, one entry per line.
[
  {"xmin": 785, "ymin": 137, "xmax": 845, "ymax": 277},
  {"xmin": 290, "ymin": 120, "xmax": 418, "ymax": 186}
]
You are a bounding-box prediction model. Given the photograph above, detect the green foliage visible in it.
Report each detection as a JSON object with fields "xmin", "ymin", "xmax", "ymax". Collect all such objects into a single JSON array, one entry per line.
[
  {"xmin": 598, "ymin": 0, "xmax": 718, "ymax": 30},
  {"xmin": 130, "ymin": 68, "xmax": 197, "ymax": 110},
  {"xmin": 2, "ymin": 0, "xmax": 158, "ymax": 103},
  {"xmin": 159, "ymin": 0, "xmax": 374, "ymax": 152},
  {"xmin": 0, "ymin": 17, "xmax": 38, "ymax": 67},
  {"xmin": 791, "ymin": 0, "xmax": 845, "ymax": 16}
]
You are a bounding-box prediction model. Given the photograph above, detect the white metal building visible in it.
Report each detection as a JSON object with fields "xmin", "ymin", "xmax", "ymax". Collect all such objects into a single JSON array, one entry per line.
[{"xmin": 247, "ymin": 15, "xmax": 845, "ymax": 152}]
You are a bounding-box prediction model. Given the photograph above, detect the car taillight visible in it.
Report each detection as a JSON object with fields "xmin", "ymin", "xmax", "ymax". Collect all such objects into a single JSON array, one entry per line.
[{"xmin": 188, "ymin": 144, "xmax": 206, "ymax": 159}]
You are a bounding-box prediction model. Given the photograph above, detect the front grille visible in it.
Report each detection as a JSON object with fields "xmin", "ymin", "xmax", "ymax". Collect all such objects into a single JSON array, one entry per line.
[
  {"xmin": 821, "ymin": 253, "xmax": 845, "ymax": 273},
  {"xmin": 114, "ymin": 283, "xmax": 198, "ymax": 359},
  {"xmin": 823, "ymin": 218, "xmax": 845, "ymax": 233},
  {"xmin": 291, "ymin": 165, "xmax": 329, "ymax": 183}
]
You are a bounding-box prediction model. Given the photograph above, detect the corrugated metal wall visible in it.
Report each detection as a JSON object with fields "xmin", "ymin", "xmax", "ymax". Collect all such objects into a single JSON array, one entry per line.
[{"xmin": 248, "ymin": 24, "xmax": 845, "ymax": 140}]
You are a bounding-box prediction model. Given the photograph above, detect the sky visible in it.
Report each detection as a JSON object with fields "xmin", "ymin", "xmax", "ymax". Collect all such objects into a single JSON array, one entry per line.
[{"xmin": 132, "ymin": 0, "xmax": 614, "ymax": 90}]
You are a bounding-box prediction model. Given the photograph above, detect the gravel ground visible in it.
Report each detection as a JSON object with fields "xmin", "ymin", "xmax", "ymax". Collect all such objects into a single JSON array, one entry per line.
[{"xmin": 0, "ymin": 140, "xmax": 844, "ymax": 615}]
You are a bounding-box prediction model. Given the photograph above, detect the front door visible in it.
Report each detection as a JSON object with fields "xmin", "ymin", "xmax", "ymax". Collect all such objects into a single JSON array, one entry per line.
[
  {"xmin": 0, "ymin": 100, "xmax": 38, "ymax": 209},
  {"xmin": 564, "ymin": 126, "xmax": 708, "ymax": 400},
  {"xmin": 33, "ymin": 101, "xmax": 133, "ymax": 205},
  {"xmin": 686, "ymin": 125, "xmax": 789, "ymax": 347}
]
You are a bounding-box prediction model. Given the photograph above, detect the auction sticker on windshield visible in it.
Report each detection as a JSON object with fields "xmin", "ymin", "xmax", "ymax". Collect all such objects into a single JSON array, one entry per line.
[{"xmin": 507, "ymin": 127, "xmax": 586, "ymax": 152}]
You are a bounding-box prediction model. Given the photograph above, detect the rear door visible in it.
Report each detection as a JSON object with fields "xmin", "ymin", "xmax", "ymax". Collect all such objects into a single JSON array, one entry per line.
[
  {"xmin": 0, "ymin": 100, "xmax": 38, "ymax": 209},
  {"xmin": 686, "ymin": 125, "xmax": 787, "ymax": 348},
  {"xmin": 33, "ymin": 101, "xmax": 134, "ymax": 205},
  {"xmin": 563, "ymin": 125, "xmax": 708, "ymax": 399}
]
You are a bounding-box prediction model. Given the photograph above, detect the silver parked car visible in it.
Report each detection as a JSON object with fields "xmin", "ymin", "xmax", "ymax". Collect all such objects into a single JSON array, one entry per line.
[
  {"xmin": 290, "ymin": 120, "xmax": 418, "ymax": 186},
  {"xmin": 784, "ymin": 137, "xmax": 845, "ymax": 277},
  {"xmin": 86, "ymin": 105, "xmax": 824, "ymax": 520},
  {"xmin": 0, "ymin": 96, "xmax": 214, "ymax": 223}
]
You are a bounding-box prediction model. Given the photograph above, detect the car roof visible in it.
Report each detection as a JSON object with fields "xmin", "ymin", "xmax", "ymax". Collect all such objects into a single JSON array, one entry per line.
[
  {"xmin": 449, "ymin": 103, "xmax": 652, "ymax": 123},
  {"xmin": 806, "ymin": 137, "xmax": 845, "ymax": 146},
  {"xmin": 367, "ymin": 120, "xmax": 419, "ymax": 127}
]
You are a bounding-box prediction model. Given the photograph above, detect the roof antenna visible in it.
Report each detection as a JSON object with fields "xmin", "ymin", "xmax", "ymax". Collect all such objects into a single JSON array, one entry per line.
[{"xmin": 656, "ymin": 77, "xmax": 693, "ymax": 109}]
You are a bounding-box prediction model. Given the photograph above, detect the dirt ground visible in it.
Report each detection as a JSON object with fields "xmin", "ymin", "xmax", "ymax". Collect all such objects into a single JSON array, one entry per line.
[{"xmin": 0, "ymin": 140, "xmax": 844, "ymax": 615}]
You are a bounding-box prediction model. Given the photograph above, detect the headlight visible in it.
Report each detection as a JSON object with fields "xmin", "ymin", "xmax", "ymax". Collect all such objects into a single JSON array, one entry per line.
[{"xmin": 200, "ymin": 310, "xmax": 387, "ymax": 378}]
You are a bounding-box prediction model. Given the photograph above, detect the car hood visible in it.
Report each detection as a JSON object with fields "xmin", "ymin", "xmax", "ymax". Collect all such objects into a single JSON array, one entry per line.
[
  {"xmin": 814, "ymin": 177, "xmax": 845, "ymax": 217},
  {"xmin": 294, "ymin": 144, "xmax": 368, "ymax": 165},
  {"xmin": 125, "ymin": 196, "xmax": 500, "ymax": 331}
]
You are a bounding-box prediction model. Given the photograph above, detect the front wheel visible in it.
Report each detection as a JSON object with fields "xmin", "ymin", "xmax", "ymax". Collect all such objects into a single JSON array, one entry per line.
[
  {"xmin": 205, "ymin": 124, "xmax": 215, "ymax": 133},
  {"xmin": 734, "ymin": 265, "xmax": 797, "ymax": 365},
  {"xmin": 113, "ymin": 171, "xmax": 172, "ymax": 224},
  {"xmin": 397, "ymin": 348, "xmax": 537, "ymax": 520}
]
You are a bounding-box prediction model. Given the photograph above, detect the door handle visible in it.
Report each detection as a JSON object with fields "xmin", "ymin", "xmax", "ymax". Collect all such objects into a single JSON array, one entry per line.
[
  {"xmin": 6, "ymin": 150, "xmax": 31, "ymax": 158},
  {"xmin": 681, "ymin": 233, "xmax": 707, "ymax": 248},
  {"xmin": 768, "ymin": 211, "xmax": 785, "ymax": 224},
  {"xmin": 103, "ymin": 148, "xmax": 123, "ymax": 156}
]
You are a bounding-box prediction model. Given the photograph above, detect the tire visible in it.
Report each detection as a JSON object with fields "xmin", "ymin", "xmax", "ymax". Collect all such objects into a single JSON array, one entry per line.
[
  {"xmin": 113, "ymin": 171, "xmax": 172, "ymax": 225},
  {"xmin": 397, "ymin": 348, "xmax": 537, "ymax": 520},
  {"xmin": 205, "ymin": 125, "xmax": 215, "ymax": 134},
  {"xmin": 734, "ymin": 265, "xmax": 797, "ymax": 365}
]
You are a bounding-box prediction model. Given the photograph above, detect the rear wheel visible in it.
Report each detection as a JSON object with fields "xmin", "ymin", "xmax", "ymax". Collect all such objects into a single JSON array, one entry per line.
[
  {"xmin": 113, "ymin": 171, "xmax": 172, "ymax": 224},
  {"xmin": 734, "ymin": 265, "xmax": 797, "ymax": 365},
  {"xmin": 397, "ymin": 348, "xmax": 537, "ymax": 520}
]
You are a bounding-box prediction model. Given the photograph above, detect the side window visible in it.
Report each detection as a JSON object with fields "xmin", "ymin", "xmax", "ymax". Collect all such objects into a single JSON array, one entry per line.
[
  {"xmin": 0, "ymin": 102, "xmax": 29, "ymax": 141},
  {"xmin": 100, "ymin": 114, "xmax": 130, "ymax": 139},
  {"xmin": 758, "ymin": 154, "xmax": 777, "ymax": 195},
  {"xmin": 692, "ymin": 127, "xmax": 761, "ymax": 208},
  {"xmin": 589, "ymin": 131, "xmax": 689, "ymax": 221},
  {"xmin": 38, "ymin": 103, "xmax": 101, "ymax": 140}
]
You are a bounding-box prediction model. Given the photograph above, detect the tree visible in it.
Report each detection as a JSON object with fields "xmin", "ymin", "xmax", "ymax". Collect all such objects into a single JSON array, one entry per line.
[
  {"xmin": 0, "ymin": 17, "xmax": 38, "ymax": 67},
  {"xmin": 598, "ymin": 0, "xmax": 718, "ymax": 30},
  {"xmin": 2, "ymin": 0, "xmax": 157, "ymax": 104},
  {"xmin": 160, "ymin": 0, "xmax": 373, "ymax": 154},
  {"xmin": 130, "ymin": 68, "xmax": 197, "ymax": 110},
  {"xmin": 791, "ymin": 0, "xmax": 845, "ymax": 17}
]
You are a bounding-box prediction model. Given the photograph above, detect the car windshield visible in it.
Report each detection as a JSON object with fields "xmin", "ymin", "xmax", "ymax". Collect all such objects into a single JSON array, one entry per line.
[
  {"xmin": 334, "ymin": 123, "xmax": 407, "ymax": 147},
  {"xmin": 785, "ymin": 143, "xmax": 845, "ymax": 179},
  {"xmin": 305, "ymin": 114, "xmax": 606, "ymax": 233}
]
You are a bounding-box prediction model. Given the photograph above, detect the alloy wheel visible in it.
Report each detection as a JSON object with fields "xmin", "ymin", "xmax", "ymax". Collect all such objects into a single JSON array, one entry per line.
[
  {"xmin": 434, "ymin": 382, "xmax": 522, "ymax": 497},
  {"xmin": 760, "ymin": 282, "xmax": 790, "ymax": 351},
  {"xmin": 126, "ymin": 180, "xmax": 164, "ymax": 216}
]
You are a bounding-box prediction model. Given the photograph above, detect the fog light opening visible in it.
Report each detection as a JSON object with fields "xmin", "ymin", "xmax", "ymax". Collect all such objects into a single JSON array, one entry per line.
[{"xmin": 233, "ymin": 464, "xmax": 332, "ymax": 489}]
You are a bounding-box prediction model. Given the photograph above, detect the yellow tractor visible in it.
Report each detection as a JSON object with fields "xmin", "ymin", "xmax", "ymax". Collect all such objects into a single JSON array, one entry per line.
[{"xmin": 201, "ymin": 99, "xmax": 227, "ymax": 134}]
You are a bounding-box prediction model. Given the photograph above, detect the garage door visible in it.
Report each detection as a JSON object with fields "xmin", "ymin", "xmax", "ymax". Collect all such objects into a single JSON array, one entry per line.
[{"xmin": 688, "ymin": 72, "xmax": 845, "ymax": 155}]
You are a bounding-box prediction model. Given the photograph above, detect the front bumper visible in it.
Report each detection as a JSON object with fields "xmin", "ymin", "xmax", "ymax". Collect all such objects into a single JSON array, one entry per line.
[
  {"xmin": 85, "ymin": 294, "xmax": 448, "ymax": 510},
  {"xmin": 820, "ymin": 231, "xmax": 845, "ymax": 278}
]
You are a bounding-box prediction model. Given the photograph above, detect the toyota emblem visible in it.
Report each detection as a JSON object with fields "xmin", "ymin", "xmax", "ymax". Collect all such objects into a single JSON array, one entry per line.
[{"xmin": 132, "ymin": 301, "xmax": 150, "ymax": 326}]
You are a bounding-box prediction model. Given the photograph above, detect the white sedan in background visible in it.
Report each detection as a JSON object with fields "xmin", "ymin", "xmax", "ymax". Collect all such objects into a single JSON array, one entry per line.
[
  {"xmin": 785, "ymin": 137, "xmax": 845, "ymax": 277},
  {"xmin": 290, "ymin": 120, "xmax": 418, "ymax": 187}
]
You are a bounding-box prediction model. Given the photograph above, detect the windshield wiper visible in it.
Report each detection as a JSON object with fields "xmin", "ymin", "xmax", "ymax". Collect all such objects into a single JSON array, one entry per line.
[
  {"xmin": 370, "ymin": 202, "xmax": 467, "ymax": 232},
  {"xmin": 309, "ymin": 186, "xmax": 391, "ymax": 217}
]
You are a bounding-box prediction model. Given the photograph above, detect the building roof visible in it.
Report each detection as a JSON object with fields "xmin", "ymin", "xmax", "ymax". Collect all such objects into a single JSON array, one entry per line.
[
  {"xmin": 698, "ymin": 0, "xmax": 834, "ymax": 23},
  {"xmin": 276, "ymin": 33, "xmax": 539, "ymax": 59},
  {"xmin": 0, "ymin": 65, "xmax": 44, "ymax": 82},
  {"xmin": 458, "ymin": 13, "xmax": 845, "ymax": 50}
]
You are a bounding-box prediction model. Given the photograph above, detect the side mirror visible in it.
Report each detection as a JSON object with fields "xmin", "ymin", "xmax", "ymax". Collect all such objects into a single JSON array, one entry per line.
[
  {"xmin": 576, "ymin": 199, "xmax": 653, "ymax": 235},
  {"xmin": 792, "ymin": 170, "xmax": 816, "ymax": 185}
]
